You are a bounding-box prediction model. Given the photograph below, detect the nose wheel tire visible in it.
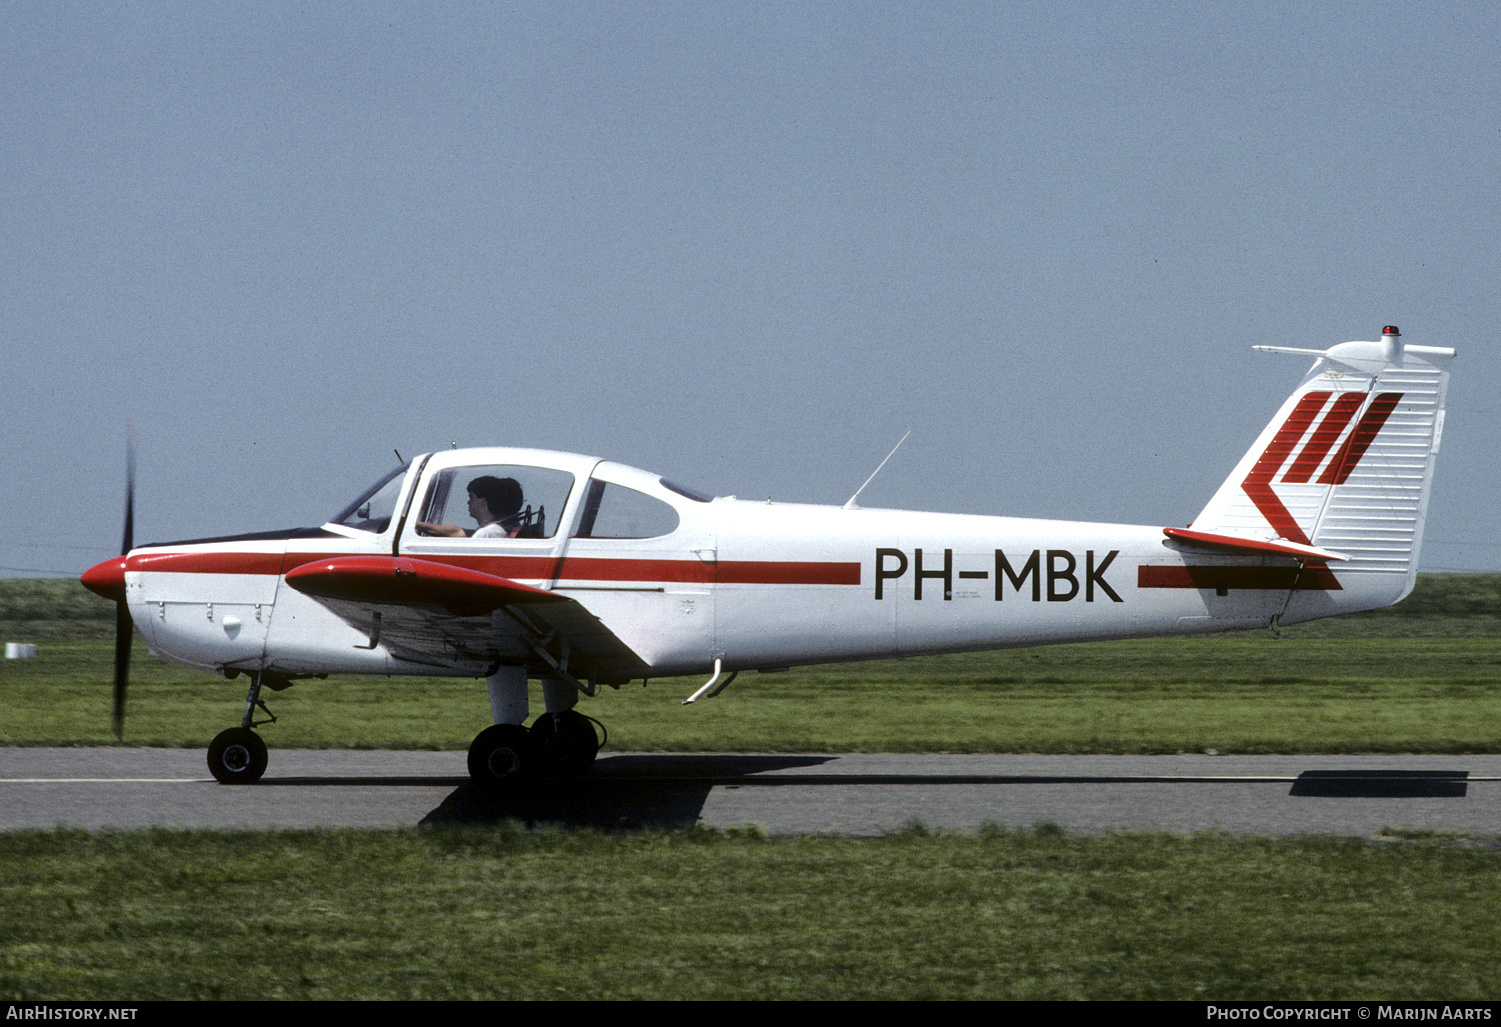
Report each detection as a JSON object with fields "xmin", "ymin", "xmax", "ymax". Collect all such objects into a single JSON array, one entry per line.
[
  {"xmin": 207, "ymin": 727, "xmax": 268, "ymax": 785},
  {"xmin": 467, "ymin": 724, "xmax": 536, "ymax": 791}
]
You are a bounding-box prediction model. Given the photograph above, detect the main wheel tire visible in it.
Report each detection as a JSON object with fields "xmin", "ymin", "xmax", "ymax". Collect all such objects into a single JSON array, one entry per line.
[
  {"xmin": 467, "ymin": 724, "xmax": 536, "ymax": 790},
  {"xmin": 207, "ymin": 727, "xmax": 268, "ymax": 785},
  {"xmin": 530, "ymin": 711, "xmax": 600, "ymax": 777}
]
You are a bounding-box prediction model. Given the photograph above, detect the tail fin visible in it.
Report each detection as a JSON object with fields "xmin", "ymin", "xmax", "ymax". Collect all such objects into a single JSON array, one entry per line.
[{"xmin": 1190, "ymin": 327, "xmax": 1453, "ymax": 622}]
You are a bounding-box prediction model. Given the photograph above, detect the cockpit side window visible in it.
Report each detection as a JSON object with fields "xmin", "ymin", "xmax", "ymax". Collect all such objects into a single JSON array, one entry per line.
[
  {"xmin": 331, "ymin": 465, "xmax": 408, "ymax": 533},
  {"xmin": 413, "ymin": 465, "xmax": 574, "ymax": 540},
  {"xmin": 571, "ymin": 480, "xmax": 680, "ymax": 539}
]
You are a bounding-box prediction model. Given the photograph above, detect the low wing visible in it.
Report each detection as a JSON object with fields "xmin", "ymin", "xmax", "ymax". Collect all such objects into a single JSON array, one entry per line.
[{"xmin": 285, "ymin": 556, "xmax": 648, "ymax": 689}]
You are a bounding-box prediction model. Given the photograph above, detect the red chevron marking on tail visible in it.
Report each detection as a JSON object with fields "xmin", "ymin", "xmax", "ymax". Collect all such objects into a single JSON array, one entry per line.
[{"xmin": 1241, "ymin": 392, "xmax": 1329, "ymax": 546}]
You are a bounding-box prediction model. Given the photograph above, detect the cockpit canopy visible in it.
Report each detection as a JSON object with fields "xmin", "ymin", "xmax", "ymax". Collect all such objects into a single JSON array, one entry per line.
[{"xmin": 328, "ymin": 452, "xmax": 715, "ymax": 540}]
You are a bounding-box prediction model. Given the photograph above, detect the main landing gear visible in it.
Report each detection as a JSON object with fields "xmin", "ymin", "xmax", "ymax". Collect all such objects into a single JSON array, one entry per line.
[
  {"xmin": 466, "ymin": 711, "xmax": 603, "ymax": 792},
  {"xmin": 207, "ymin": 670, "xmax": 284, "ymax": 785}
]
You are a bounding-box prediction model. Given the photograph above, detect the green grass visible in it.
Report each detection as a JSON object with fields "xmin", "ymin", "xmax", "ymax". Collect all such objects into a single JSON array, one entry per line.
[
  {"xmin": 3, "ymin": 634, "xmax": 1500, "ymax": 753},
  {"xmin": 2, "ymin": 826, "xmax": 1499, "ymax": 1000},
  {"xmin": 4, "ymin": 574, "xmax": 1500, "ymax": 753},
  {"xmin": 0, "ymin": 577, "xmax": 117, "ymax": 640}
]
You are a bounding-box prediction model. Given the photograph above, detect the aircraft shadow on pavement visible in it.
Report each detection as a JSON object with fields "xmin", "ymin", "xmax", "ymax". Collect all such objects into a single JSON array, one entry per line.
[
  {"xmin": 422, "ymin": 754, "xmax": 835, "ymax": 832},
  {"xmin": 1290, "ymin": 769, "xmax": 1468, "ymax": 798}
]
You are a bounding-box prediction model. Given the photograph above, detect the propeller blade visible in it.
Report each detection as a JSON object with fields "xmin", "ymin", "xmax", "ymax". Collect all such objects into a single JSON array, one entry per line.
[
  {"xmin": 112, "ymin": 431, "xmax": 136, "ymax": 740},
  {"xmin": 121, "ymin": 427, "xmax": 135, "ymax": 556},
  {"xmin": 112, "ymin": 599, "xmax": 130, "ymax": 740}
]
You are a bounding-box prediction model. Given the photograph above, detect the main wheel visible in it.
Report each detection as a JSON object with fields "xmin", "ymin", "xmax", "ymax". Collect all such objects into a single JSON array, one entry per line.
[
  {"xmin": 530, "ymin": 711, "xmax": 601, "ymax": 777},
  {"xmin": 467, "ymin": 723, "xmax": 536, "ymax": 790},
  {"xmin": 207, "ymin": 727, "xmax": 268, "ymax": 785}
]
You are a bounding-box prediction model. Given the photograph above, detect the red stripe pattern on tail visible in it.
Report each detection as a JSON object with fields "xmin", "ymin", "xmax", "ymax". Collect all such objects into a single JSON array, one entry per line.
[{"xmin": 1242, "ymin": 391, "xmax": 1404, "ymax": 543}]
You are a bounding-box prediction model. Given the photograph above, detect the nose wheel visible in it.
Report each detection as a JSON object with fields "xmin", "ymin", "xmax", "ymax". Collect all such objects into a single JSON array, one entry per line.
[
  {"xmin": 206, "ymin": 670, "xmax": 279, "ymax": 784},
  {"xmin": 207, "ymin": 727, "xmax": 268, "ymax": 784}
]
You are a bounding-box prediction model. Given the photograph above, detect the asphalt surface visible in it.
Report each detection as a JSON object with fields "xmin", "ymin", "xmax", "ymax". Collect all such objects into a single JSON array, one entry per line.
[{"xmin": 3, "ymin": 748, "xmax": 1500, "ymax": 837}]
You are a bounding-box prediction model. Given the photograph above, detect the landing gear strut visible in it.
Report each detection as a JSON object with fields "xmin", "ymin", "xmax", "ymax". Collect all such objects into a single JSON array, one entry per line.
[
  {"xmin": 207, "ymin": 670, "xmax": 279, "ymax": 785},
  {"xmin": 467, "ymin": 664, "xmax": 605, "ymax": 791}
]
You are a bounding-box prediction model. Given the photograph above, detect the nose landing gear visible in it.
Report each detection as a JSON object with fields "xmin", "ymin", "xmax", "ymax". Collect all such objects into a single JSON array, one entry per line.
[{"xmin": 206, "ymin": 670, "xmax": 284, "ymax": 785}]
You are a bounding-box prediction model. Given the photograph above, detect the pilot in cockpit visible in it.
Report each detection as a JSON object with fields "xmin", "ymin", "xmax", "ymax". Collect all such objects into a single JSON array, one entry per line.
[{"xmin": 417, "ymin": 476, "xmax": 525, "ymax": 538}]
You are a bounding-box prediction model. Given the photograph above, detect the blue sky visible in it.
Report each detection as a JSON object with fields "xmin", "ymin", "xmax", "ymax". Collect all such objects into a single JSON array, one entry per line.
[{"xmin": 4, "ymin": 1, "xmax": 1497, "ymax": 576}]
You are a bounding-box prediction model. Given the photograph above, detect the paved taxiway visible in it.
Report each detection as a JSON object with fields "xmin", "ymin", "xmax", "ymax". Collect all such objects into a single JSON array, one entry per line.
[{"xmin": 3, "ymin": 748, "xmax": 1499, "ymax": 836}]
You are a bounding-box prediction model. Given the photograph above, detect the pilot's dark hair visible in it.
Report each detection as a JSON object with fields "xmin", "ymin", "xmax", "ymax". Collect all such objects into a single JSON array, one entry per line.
[{"xmin": 468, "ymin": 476, "xmax": 523, "ymax": 516}]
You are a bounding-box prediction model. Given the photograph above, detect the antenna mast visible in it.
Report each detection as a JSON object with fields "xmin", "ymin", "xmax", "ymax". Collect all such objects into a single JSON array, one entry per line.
[{"xmin": 844, "ymin": 431, "xmax": 911, "ymax": 510}]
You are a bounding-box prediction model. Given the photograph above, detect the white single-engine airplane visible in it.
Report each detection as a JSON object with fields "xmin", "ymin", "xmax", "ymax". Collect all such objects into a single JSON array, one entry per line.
[{"xmin": 83, "ymin": 327, "xmax": 1452, "ymax": 789}]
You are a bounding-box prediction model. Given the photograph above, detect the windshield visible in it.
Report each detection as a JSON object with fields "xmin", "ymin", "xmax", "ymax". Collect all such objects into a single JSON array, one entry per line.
[{"xmin": 330, "ymin": 465, "xmax": 408, "ymax": 533}]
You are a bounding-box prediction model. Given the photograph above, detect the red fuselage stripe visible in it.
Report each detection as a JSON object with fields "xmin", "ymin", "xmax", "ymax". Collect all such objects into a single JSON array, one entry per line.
[
  {"xmin": 1138, "ymin": 565, "xmax": 1341, "ymax": 591},
  {"xmin": 128, "ymin": 550, "xmax": 862, "ymax": 586},
  {"xmin": 130, "ymin": 551, "xmax": 285, "ymax": 575}
]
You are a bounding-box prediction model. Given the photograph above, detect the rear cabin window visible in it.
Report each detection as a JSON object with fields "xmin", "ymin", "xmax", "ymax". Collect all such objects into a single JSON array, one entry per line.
[{"xmin": 571, "ymin": 480, "xmax": 680, "ymax": 539}]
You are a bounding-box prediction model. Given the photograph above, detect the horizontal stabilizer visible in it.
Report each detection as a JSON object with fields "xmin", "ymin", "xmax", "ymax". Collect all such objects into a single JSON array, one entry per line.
[
  {"xmin": 286, "ymin": 556, "xmax": 566, "ymax": 616},
  {"xmin": 1162, "ymin": 528, "xmax": 1349, "ymax": 562}
]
